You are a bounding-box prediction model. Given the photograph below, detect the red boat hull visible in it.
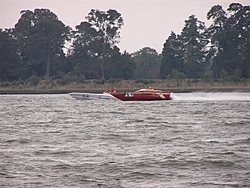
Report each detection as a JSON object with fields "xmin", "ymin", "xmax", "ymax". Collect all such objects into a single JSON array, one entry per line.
[{"xmin": 111, "ymin": 90, "xmax": 171, "ymax": 101}]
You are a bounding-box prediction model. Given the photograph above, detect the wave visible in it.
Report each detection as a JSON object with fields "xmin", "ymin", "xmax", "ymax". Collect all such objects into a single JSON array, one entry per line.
[{"xmin": 171, "ymin": 92, "xmax": 250, "ymax": 101}]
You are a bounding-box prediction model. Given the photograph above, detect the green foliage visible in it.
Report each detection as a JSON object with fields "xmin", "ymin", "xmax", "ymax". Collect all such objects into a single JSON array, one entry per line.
[
  {"xmin": 71, "ymin": 75, "xmax": 79, "ymax": 82},
  {"xmin": 149, "ymin": 79, "xmax": 156, "ymax": 84},
  {"xmin": 13, "ymin": 9, "xmax": 71, "ymax": 80},
  {"xmin": 160, "ymin": 3, "xmax": 249, "ymax": 79},
  {"xmin": 207, "ymin": 3, "xmax": 250, "ymax": 78},
  {"xmin": 57, "ymin": 79, "xmax": 66, "ymax": 86},
  {"xmin": 161, "ymin": 13, "xmax": 209, "ymax": 79},
  {"xmin": 0, "ymin": 82, "xmax": 11, "ymax": 87},
  {"xmin": 13, "ymin": 80, "xmax": 25, "ymax": 86},
  {"xmin": 94, "ymin": 79, "xmax": 106, "ymax": 85},
  {"xmin": 79, "ymin": 75, "xmax": 85, "ymax": 83},
  {"xmin": 233, "ymin": 68, "xmax": 242, "ymax": 78},
  {"xmin": 180, "ymin": 15, "xmax": 209, "ymax": 78},
  {"xmin": 202, "ymin": 71, "xmax": 214, "ymax": 79},
  {"xmin": 133, "ymin": 47, "xmax": 161, "ymax": 79},
  {"xmin": 220, "ymin": 69, "xmax": 228, "ymax": 79},
  {"xmin": 108, "ymin": 78, "xmax": 121, "ymax": 84},
  {"xmin": 0, "ymin": 29, "xmax": 22, "ymax": 81},
  {"xmin": 71, "ymin": 9, "xmax": 126, "ymax": 80},
  {"xmin": 191, "ymin": 79, "xmax": 199, "ymax": 83},
  {"xmin": 57, "ymin": 74, "xmax": 80, "ymax": 85},
  {"xmin": 160, "ymin": 31, "xmax": 183, "ymax": 78},
  {"xmin": 117, "ymin": 52, "xmax": 136, "ymax": 79},
  {"xmin": 226, "ymin": 76, "xmax": 241, "ymax": 83},
  {"xmin": 26, "ymin": 75, "xmax": 40, "ymax": 86},
  {"xmin": 213, "ymin": 78, "xmax": 221, "ymax": 83},
  {"xmin": 0, "ymin": 3, "xmax": 249, "ymax": 84},
  {"xmin": 83, "ymin": 9, "xmax": 124, "ymax": 79},
  {"xmin": 135, "ymin": 79, "xmax": 151, "ymax": 85},
  {"xmin": 171, "ymin": 69, "xmax": 186, "ymax": 79}
]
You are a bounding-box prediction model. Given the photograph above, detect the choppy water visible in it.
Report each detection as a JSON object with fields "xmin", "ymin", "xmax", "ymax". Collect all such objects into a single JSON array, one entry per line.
[{"xmin": 0, "ymin": 92, "xmax": 250, "ymax": 187}]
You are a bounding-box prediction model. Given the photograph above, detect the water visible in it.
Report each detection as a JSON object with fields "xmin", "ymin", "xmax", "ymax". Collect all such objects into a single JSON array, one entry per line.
[{"xmin": 0, "ymin": 92, "xmax": 250, "ymax": 187}]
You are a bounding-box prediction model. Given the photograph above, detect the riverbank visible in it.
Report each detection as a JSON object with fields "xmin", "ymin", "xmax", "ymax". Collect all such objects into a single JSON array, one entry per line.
[{"xmin": 0, "ymin": 78, "xmax": 250, "ymax": 94}]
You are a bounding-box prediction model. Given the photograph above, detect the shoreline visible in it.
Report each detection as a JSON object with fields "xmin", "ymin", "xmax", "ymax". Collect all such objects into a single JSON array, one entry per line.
[
  {"xmin": 0, "ymin": 87, "xmax": 250, "ymax": 94},
  {"xmin": 1, "ymin": 78, "xmax": 250, "ymax": 94}
]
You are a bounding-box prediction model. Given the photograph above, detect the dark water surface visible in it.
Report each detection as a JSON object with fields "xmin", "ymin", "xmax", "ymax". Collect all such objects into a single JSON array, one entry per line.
[{"xmin": 0, "ymin": 93, "xmax": 250, "ymax": 187}]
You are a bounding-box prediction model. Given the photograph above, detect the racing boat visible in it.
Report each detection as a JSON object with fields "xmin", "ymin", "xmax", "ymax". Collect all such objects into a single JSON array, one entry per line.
[
  {"xmin": 111, "ymin": 87, "xmax": 171, "ymax": 101},
  {"xmin": 69, "ymin": 91, "xmax": 117, "ymax": 100}
]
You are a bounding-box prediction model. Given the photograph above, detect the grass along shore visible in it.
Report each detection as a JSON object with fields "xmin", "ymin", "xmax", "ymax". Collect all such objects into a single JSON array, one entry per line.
[{"xmin": 0, "ymin": 78, "xmax": 250, "ymax": 94}]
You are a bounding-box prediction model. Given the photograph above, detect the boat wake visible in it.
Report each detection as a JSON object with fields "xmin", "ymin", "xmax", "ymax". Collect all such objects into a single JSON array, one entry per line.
[{"xmin": 171, "ymin": 92, "xmax": 250, "ymax": 101}]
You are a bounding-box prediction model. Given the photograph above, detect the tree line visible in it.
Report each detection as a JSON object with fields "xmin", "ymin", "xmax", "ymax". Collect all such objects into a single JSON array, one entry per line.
[
  {"xmin": 0, "ymin": 3, "xmax": 249, "ymax": 83},
  {"xmin": 160, "ymin": 3, "xmax": 249, "ymax": 79}
]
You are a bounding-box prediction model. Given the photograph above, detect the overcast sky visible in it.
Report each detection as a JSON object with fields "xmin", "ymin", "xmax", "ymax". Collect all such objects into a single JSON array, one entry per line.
[{"xmin": 0, "ymin": 0, "xmax": 249, "ymax": 53}]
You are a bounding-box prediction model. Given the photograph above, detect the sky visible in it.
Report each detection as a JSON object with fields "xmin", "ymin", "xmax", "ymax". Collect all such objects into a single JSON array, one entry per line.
[{"xmin": 0, "ymin": 0, "xmax": 249, "ymax": 53}]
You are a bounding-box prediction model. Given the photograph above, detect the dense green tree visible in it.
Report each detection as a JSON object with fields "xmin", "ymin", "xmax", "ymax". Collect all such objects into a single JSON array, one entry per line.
[
  {"xmin": 207, "ymin": 4, "xmax": 239, "ymax": 78},
  {"xmin": 207, "ymin": 3, "xmax": 250, "ymax": 78},
  {"xmin": 110, "ymin": 50, "xmax": 136, "ymax": 79},
  {"xmin": 0, "ymin": 29, "xmax": 22, "ymax": 81},
  {"xmin": 133, "ymin": 47, "xmax": 161, "ymax": 79},
  {"xmin": 71, "ymin": 15, "xmax": 134, "ymax": 80},
  {"xmin": 69, "ymin": 21, "xmax": 102, "ymax": 79},
  {"xmin": 13, "ymin": 9, "xmax": 71, "ymax": 79},
  {"xmin": 1, "ymin": 4, "xmax": 249, "ymax": 82},
  {"xmin": 121, "ymin": 52, "xmax": 136, "ymax": 79},
  {"xmin": 227, "ymin": 3, "xmax": 250, "ymax": 77},
  {"xmin": 180, "ymin": 15, "xmax": 209, "ymax": 78},
  {"xmin": 161, "ymin": 15, "xmax": 209, "ymax": 78},
  {"xmin": 85, "ymin": 9, "xmax": 124, "ymax": 79},
  {"xmin": 206, "ymin": 5, "xmax": 227, "ymax": 78},
  {"xmin": 160, "ymin": 31, "xmax": 184, "ymax": 78}
]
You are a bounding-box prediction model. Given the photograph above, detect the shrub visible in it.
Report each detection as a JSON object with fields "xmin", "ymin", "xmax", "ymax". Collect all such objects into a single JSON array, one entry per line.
[
  {"xmin": 58, "ymin": 75, "xmax": 71, "ymax": 85},
  {"xmin": 94, "ymin": 79, "xmax": 106, "ymax": 85},
  {"xmin": 26, "ymin": 76, "xmax": 40, "ymax": 86},
  {"xmin": 202, "ymin": 71, "xmax": 214, "ymax": 80},
  {"xmin": 226, "ymin": 76, "xmax": 240, "ymax": 83},
  {"xmin": 171, "ymin": 69, "xmax": 186, "ymax": 79},
  {"xmin": 71, "ymin": 75, "xmax": 79, "ymax": 82},
  {"xmin": 220, "ymin": 69, "xmax": 228, "ymax": 79},
  {"xmin": 17, "ymin": 84, "xmax": 24, "ymax": 89},
  {"xmin": 79, "ymin": 75, "xmax": 85, "ymax": 83},
  {"xmin": 191, "ymin": 79, "xmax": 199, "ymax": 83},
  {"xmin": 213, "ymin": 78, "xmax": 220, "ymax": 82},
  {"xmin": 57, "ymin": 74, "xmax": 80, "ymax": 85},
  {"xmin": 108, "ymin": 78, "xmax": 121, "ymax": 84},
  {"xmin": 149, "ymin": 79, "xmax": 156, "ymax": 84},
  {"xmin": 0, "ymin": 82, "xmax": 11, "ymax": 87},
  {"xmin": 135, "ymin": 79, "xmax": 149, "ymax": 85},
  {"xmin": 14, "ymin": 80, "xmax": 25, "ymax": 86}
]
